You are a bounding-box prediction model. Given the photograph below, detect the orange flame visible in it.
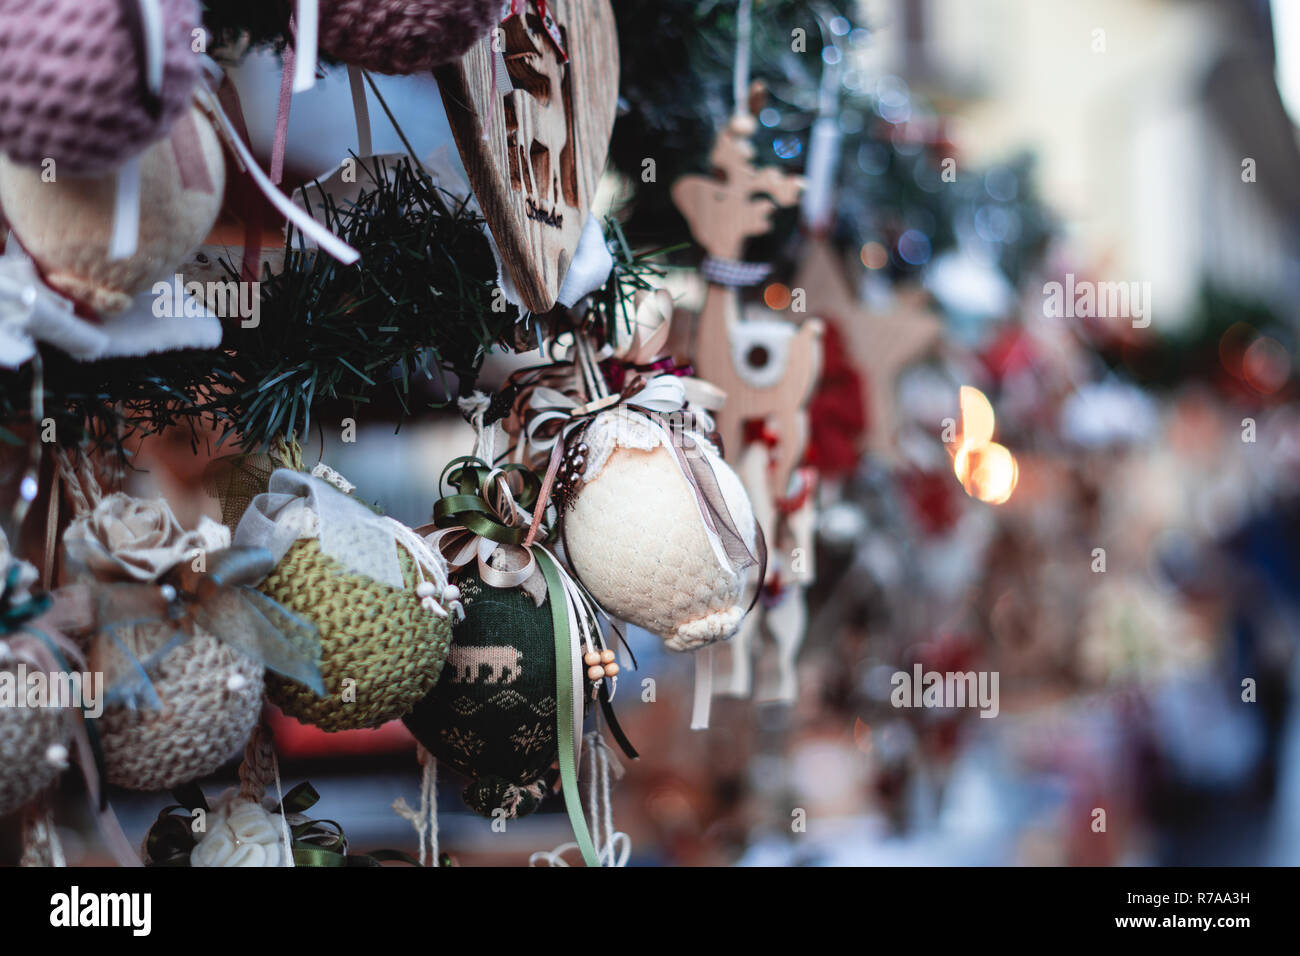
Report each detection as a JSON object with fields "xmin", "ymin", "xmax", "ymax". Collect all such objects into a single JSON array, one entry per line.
[{"xmin": 952, "ymin": 385, "xmax": 1018, "ymax": 504}]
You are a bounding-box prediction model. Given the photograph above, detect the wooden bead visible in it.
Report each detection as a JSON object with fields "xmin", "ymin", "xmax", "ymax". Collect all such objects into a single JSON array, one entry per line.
[
  {"xmin": 604, "ymin": 662, "xmax": 620, "ymax": 677},
  {"xmin": 599, "ymin": 649, "xmax": 616, "ymax": 664},
  {"xmin": 587, "ymin": 664, "xmax": 606, "ymax": 681},
  {"xmin": 583, "ymin": 651, "xmax": 602, "ymax": 666}
]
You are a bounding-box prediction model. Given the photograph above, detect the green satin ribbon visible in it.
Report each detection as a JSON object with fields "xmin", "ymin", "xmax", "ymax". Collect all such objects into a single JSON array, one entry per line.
[
  {"xmin": 432, "ymin": 456, "xmax": 544, "ymax": 545},
  {"xmin": 535, "ymin": 548, "xmax": 600, "ymax": 868}
]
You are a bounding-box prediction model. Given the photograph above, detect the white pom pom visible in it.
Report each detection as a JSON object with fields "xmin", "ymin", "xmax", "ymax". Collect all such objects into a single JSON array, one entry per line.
[
  {"xmin": 45, "ymin": 743, "xmax": 68, "ymax": 768},
  {"xmin": 226, "ymin": 673, "xmax": 249, "ymax": 692},
  {"xmin": 443, "ymin": 584, "xmax": 461, "ymax": 602},
  {"xmin": 415, "ymin": 581, "xmax": 436, "ymax": 598}
]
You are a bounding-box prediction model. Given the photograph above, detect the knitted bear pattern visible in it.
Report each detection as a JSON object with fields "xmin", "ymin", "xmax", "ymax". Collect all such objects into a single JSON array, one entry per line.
[
  {"xmin": 0, "ymin": 665, "xmax": 70, "ymax": 816},
  {"xmin": 262, "ymin": 538, "xmax": 452, "ymax": 732},
  {"xmin": 0, "ymin": 0, "xmax": 201, "ymax": 173},
  {"xmin": 563, "ymin": 409, "xmax": 759, "ymax": 650},
  {"xmin": 318, "ymin": 0, "xmax": 500, "ymax": 74},
  {"xmin": 94, "ymin": 625, "xmax": 264, "ymax": 792},
  {"xmin": 0, "ymin": 104, "xmax": 225, "ymax": 315},
  {"xmin": 404, "ymin": 569, "xmax": 557, "ymax": 819}
]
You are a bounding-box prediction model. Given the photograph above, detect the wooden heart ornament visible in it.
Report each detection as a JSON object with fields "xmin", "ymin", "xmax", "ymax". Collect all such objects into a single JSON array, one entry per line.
[{"xmin": 436, "ymin": 0, "xmax": 619, "ymax": 313}]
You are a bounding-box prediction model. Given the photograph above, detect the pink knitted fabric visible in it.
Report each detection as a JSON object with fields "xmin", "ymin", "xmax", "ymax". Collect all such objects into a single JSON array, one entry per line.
[
  {"xmin": 0, "ymin": 0, "xmax": 201, "ymax": 173},
  {"xmin": 318, "ymin": 0, "xmax": 500, "ymax": 74}
]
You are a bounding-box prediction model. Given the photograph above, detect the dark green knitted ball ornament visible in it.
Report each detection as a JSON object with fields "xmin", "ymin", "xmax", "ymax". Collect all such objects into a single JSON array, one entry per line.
[{"xmin": 403, "ymin": 569, "xmax": 559, "ymax": 819}]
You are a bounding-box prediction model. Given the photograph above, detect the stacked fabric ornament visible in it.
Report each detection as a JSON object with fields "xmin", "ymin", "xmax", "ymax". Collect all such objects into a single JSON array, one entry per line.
[
  {"xmin": 511, "ymin": 325, "xmax": 764, "ymax": 653},
  {"xmin": 401, "ymin": 455, "xmax": 567, "ymax": 819},
  {"xmin": 231, "ymin": 453, "xmax": 458, "ymax": 732},
  {"xmin": 144, "ymin": 726, "xmax": 389, "ymax": 867},
  {"xmin": 0, "ymin": 0, "xmax": 229, "ymax": 361}
]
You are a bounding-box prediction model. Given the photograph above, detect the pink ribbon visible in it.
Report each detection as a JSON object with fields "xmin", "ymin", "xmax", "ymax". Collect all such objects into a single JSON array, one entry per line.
[
  {"xmin": 270, "ymin": 26, "xmax": 297, "ymax": 187},
  {"xmin": 169, "ymin": 108, "xmax": 216, "ymax": 196}
]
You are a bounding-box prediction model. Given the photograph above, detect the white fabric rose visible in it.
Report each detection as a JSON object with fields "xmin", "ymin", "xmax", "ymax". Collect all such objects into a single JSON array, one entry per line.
[
  {"xmin": 63, "ymin": 493, "xmax": 230, "ymax": 583},
  {"xmin": 190, "ymin": 789, "xmax": 290, "ymax": 868}
]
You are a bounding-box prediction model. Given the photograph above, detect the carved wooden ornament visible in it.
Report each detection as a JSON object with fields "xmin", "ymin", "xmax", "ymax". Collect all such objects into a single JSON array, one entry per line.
[{"xmin": 435, "ymin": 0, "xmax": 619, "ymax": 313}]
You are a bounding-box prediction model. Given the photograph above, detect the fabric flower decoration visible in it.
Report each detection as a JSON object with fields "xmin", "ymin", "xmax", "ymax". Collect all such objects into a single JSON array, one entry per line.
[
  {"xmin": 190, "ymin": 789, "xmax": 288, "ymax": 868},
  {"xmin": 64, "ymin": 493, "xmax": 230, "ymax": 583}
]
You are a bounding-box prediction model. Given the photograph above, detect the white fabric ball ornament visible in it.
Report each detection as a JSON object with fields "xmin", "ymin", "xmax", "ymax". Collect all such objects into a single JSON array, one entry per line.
[{"xmin": 563, "ymin": 409, "xmax": 759, "ymax": 651}]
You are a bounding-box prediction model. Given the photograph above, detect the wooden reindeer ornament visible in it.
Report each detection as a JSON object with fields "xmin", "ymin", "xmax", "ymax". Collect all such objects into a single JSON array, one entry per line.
[
  {"xmin": 672, "ymin": 89, "xmax": 824, "ymax": 706},
  {"xmin": 436, "ymin": 0, "xmax": 619, "ymax": 313},
  {"xmin": 671, "ymin": 98, "xmax": 823, "ymax": 501}
]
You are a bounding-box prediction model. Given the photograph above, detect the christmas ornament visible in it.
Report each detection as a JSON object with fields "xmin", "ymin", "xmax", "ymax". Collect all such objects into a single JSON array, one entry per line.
[
  {"xmin": 318, "ymin": 0, "xmax": 499, "ymax": 75},
  {"xmin": 408, "ymin": 447, "xmax": 632, "ymax": 865},
  {"xmin": 436, "ymin": 0, "xmax": 619, "ymax": 312},
  {"xmin": 671, "ymin": 104, "xmax": 822, "ymax": 501},
  {"xmin": 0, "ymin": 105, "xmax": 226, "ymax": 315},
  {"xmin": 403, "ymin": 568, "xmax": 558, "ymax": 819},
  {"xmin": 63, "ymin": 491, "xmax": 265, "ymax": 791},
  {"xmin": 672, "ymin": 87, "xmax": 818, "ymax": 709},
  {"xmin": 558, "ymin": 398, "xmax": 761, "ymax": 650},
  {"xmin": 0, "ymin": 0, "xmax": 202, "ymax": 174},
  {"xmin": 232, "ymin": 452, "xmax": 458, "ymax": 732},
  {"xmin": 146, "ymin": 725, "xmax": 408, "ymax": 866},
  {"xmin": 0, "ymin": 541, "xmax": 74, "ymax": 817}
]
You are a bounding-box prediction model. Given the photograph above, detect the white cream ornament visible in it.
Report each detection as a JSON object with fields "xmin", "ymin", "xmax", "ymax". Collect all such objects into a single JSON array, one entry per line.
[{"xmin": 562, "ymin": 407, "xmax": 760, "ymax": 651}]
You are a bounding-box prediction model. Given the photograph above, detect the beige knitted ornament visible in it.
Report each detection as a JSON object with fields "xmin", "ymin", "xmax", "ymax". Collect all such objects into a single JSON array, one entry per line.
[
  {"xmin": 0, "ymin": 533, "xmax": 74, "ymax": 816},
  {"xmin": 0, "ymin": 104, "xmax": 225, "ymax": 315},
  {"xmin": 0, "ymin": 667, "xmax": 73, "ymax": 817},
  {"xmin": 87, "ymin": 624, "xmax": 264, "ymax": 792},
  {"xmin": 60, "ymin": 461, "xmax": 265, "ymax": 793},
  {"xmin": 562, "ymin": 408, "xmax": 760, "ymax": 651}
]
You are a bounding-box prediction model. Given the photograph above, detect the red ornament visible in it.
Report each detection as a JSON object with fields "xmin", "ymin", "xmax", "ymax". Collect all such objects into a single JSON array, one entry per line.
[{"xmin": 804, "ymin": 320, "xmax": 868, "ymax": 477}]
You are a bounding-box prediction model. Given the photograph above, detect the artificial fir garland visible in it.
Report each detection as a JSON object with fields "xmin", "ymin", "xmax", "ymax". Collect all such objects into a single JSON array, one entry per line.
[
  {"xmin": 0, "ymin": 154, "xmax": 661, "ymax": 455},
  {"xmin": 201, "ymin": 154, "xmax": 515, "ymax": 452}
]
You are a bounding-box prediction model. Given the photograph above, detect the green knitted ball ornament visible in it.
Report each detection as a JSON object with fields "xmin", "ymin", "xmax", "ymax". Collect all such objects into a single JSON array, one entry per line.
[
  {"xmin": 403, "ymin": 570, "xmax": 559, "ymax": 819},
  {"xmin": 262, "ymin": 539, "xmax": 452, "ymax": 732}
]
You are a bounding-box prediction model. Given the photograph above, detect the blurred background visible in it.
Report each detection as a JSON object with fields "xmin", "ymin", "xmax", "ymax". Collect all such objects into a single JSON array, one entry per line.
[{"xmin": 8, "ymin": 0, "xmax": 1300, "ymax": 866}]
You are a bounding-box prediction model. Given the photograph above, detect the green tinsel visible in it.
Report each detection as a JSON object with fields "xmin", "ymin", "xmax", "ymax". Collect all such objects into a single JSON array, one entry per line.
[{"xmin": 199, "ymin": 153, "xmax": 519, "ymax": 451}]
